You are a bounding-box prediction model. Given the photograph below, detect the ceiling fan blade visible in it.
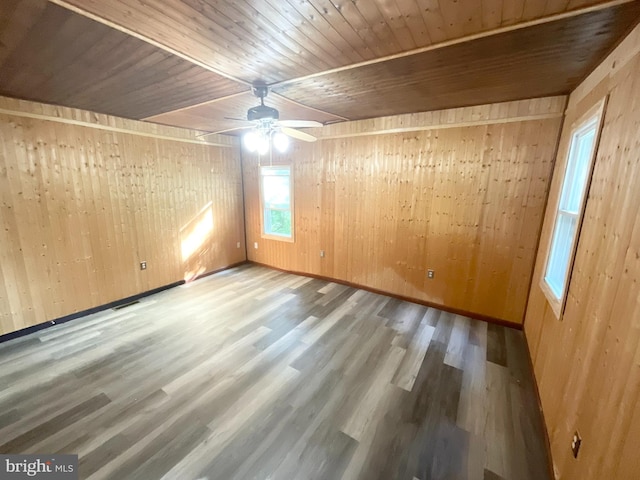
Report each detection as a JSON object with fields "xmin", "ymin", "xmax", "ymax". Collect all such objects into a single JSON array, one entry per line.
[
  {"xmin": 224, "ymin": 116, "xmax": 251, "ymax": 123},
  {"xmin": 277, "ymin": 120, "xmax": 323, "ymax": 128},
  {"xmin": 196, "ymin": 126, "xmax": 251, "ymax": 137},
  {"xmin": 281, "ymin": 127, "xmax": 317, "ymax": 142}
]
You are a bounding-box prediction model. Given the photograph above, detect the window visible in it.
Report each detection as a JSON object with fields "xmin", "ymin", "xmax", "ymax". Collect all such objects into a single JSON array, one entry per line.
[
  {"xmin": 260, "ymin": 165, "xmax": 293, "ymax": 240},
  {"xmin": 541, "ymin": 99, "xmax": 605, "ymax": 318}
]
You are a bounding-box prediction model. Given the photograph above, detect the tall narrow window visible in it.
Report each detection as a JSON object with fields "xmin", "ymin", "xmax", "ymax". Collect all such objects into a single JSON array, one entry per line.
[
  {"xmin": 542, "ymin": 99, "xmax": 605, "ymax": 318},
  {"xmin": 260, "ymin": 165, "xmax": 293, "ymax": 240}
]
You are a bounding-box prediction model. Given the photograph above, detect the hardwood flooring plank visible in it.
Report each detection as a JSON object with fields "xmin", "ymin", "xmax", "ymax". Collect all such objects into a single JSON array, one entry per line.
[
  {"xmin": 409, "ymin": 361, "xmax": 465, "ymax": 479},
  {"xmin": 392, "ymin": 309, "xmax": 438, "ymax": 392},
  {"xmin": 98, "ymin": 417, "xmax": 211, "ymax": 480},
  {"xmin": 503, "ymin": 329, "xmax": 551, "ymax": 480},
  {"xmin": 71, "ymin": 390, "xmax": 170, "ymax": 475},
  {"xmin": 445, "ymin": 314, "xmax": 471, "ymax": 369},
  {"xmin": 316, "ymin": 283, "xmax": 351, "ymax": 306},
  {"xmin": 469, "ymin": 319, "xmax": 488, "ymax": 348},
  {"xmin": 0, "ymin": 408, "xmax": 20, "ymax": 430},
  {"xmin": 0, "ymin": 265, "xmax": 550, "ymax": 480},
  {"xmin": 426, "ymin": 422, "xmax": 470, "ymax": 480},
  {"xmin": 467, "ymin": 432, "xmax": 487, "ymax": 480},
  {"xmin": 197, "ymin": 402, "xmax": 294, "ymax": 480},
  {"xmin": 487, "ymin": 322, "xmax": 508, "ymax": 367},
  {"xmin": 228, "ymin": 292, "xmax": 297, "ymax": 332},
  {"xmin": 282, "ymin": 427, "xmax": 358, "ymax": 480},
  {"xmin": 0, "ymin": 393, "xmax": 111, "ymax": 453},
  {"xmin": 163, "ymin": 367, "xmax": 300, "ymax": 479},
  {"xmin": 33, "ymin": 389, "xmax": 169, "ymax": 456},
  {"xmin": 485, "ymin": 469, "xmax": 507, "ymax": 480},
  {"xmin": 291, "ymin": 317, "xmax": 360, "ymax": 375},
  {"xmin": 227, "ymin": 370, "xmax": 348, "ymax": 480},
  {"xmin": 341, "ymin": 344, "xmax": 406, "ymax": 441},
  {"xmin": 309, "ymin": 286, "xmax": 360, "ymax": 319},
  {"xmin": 457, "ymin": 344, "xmax": 487, "ymax": 437},
  {"xmin": 484, "ymin": 362, "xmax": 513, "ymax": 479},
  {"xmin": 0, "ymin": 335, "xmax": 41, "ymax": 358},
  {"xmin": 302, "ymin": 296, "xmax": 357, "ymax": 345}
]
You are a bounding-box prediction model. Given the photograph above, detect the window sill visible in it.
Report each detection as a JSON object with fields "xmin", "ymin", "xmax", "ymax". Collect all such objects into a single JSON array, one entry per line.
[
  {"xmin": 261, "ymin": 233, "xmax": 295, "ymax": 243},
  {"xmin": 539, "ymin": 277, "xmax": 564, "ymax": 320}
]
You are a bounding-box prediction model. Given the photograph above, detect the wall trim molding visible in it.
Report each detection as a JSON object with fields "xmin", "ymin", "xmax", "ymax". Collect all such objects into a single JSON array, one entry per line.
[
  {"xmin": 312, "ymin": 112, "xmax": 565, "ymax": 140},
  {"xmin": 0, "ymin": 261, "xmax": 248, "ymax": 345},
  {"xmin": 297, "ymin": 96, "xmax": 567, "ymax": 140},
  {"xmin": 249, "ymin": 261, "xmax": 523, "ymax": 330},
  {"xmin": 0, "ymin": 106, "xmax": 234, "ymax": 148}
]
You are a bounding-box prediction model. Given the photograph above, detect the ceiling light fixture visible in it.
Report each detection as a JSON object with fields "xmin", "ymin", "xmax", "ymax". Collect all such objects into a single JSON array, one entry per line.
[
  {"xmin": 242, "ymin": 120, "xmax": 289, "ymax": 154},
  {"xmin": 272, "ymin": 131, "xmax": 289, "ymax": 153}
]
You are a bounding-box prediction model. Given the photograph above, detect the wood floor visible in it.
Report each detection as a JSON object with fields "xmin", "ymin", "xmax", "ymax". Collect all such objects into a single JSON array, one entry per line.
[{"xmin": 0, "ymin": 265, "xmax": 550, "ymax": 480}]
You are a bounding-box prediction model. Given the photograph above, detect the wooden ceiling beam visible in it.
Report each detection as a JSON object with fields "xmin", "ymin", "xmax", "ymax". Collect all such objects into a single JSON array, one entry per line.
[
  {"xmin": 269, "ymin": 93, "xmax": 350, "ymax": 121},
  {"xmin": 143, "ymin": 90, "xmax": 251, "ymax": 121},
  {"xmin": 270, "ymin": 0, "xmax": 638, "ymax": 88},
  {"xmin": 0, "ymin": 104, "xmax": 235, "ymax": 148}
]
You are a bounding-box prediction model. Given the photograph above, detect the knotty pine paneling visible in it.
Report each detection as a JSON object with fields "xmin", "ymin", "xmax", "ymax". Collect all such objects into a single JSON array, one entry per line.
[
  {"xmin": 524, "ymin": 22, "xmax": 640, "ymax": 480},
  {"xmin": 55, "ymin": 0, "xmax": 629, "ymax": 83},
  {"xmin": 0, "ymin": 0, "xmax": 246, "ymax": 120},
  {"xmin": 0, "ymin": 99, "xmax": 245, "ymax": 336},
  {"xmin": 273, "ymin": 2, "xmax": 640, "ymax": 120},
  {"xmin": 243, "ymin": 99, "xmax": 565, "ymax": 325}
]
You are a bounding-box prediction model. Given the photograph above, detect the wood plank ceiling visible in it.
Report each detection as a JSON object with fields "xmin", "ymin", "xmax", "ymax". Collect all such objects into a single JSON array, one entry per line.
[{"xmin": 1, "ymin": 0, "xmax": 639, "ymax": 133}]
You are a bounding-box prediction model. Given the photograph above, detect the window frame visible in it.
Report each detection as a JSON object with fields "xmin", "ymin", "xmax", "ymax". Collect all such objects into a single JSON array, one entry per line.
[
  {"xmin": 540, "ymin": 97, "xmax": 607, "ymax": 319},
  {"xmin": 259, "ymin": 164, "xmax": 294, "ymax": 242}
]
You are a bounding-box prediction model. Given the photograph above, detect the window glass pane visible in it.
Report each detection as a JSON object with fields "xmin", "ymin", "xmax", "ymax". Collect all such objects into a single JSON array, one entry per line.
[
  {"xmin": 260, "ymin": 165, "xmax": 292, "ymax": 239},
  {"xmin": 545, "ymin": 213, "xmax": 578, "ymax": 298},
  {"xmin": 543, "ymin": 108, "xmax": 601, "ymax": 311},
  {"xmin": 261, "ymin": 167, "xmax": 290, "ymax": 176},
  {"xmin": 262, "ymin": 174, "xmax": 290, "ymax": 210},
  {"xmin": 560, "ymin": 126, "xmax": 596, "ymax": 213},
  {"xmin": 264, "ymin": 208, "xmax": 292, "ymax": 237}
]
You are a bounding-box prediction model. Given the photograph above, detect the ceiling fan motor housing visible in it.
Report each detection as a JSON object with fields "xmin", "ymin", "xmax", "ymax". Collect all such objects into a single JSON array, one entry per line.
[{"xmin": 247, "ymin": 104, "xmax": 279, "ymax": 121}]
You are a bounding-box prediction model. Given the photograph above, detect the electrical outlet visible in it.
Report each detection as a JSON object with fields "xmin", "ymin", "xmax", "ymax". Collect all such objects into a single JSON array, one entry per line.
[
  {"xmin": 571, "ymin": 431, "xmax": 582, "ymax": 458},
  {"xmin": 427, "ymin": 269, "xmax": 435, "ymax": 279},
  {"xmin": 320, "ymin": 250, "xmax": 325, "ymax": 258},
  {"xmin": 140, "ymin": 261, "xmax": 147, "ymax": 271},
  {"xmin": 254, "ymin": 242, "xmax": 258, "ymax": 249},
  {"xmin": 236, "ymin": 242, "xmax": 241, "ymax": 248}
]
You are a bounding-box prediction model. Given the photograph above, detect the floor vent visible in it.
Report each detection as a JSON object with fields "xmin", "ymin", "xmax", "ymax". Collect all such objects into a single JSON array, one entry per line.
[{"xmin": 112, "ymin": 300, "xmax": 140, "ymax": 311}]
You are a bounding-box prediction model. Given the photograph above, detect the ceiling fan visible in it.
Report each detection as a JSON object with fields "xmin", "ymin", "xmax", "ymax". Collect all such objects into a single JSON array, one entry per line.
[{"xmin": 229, "ymin": 84, "xmax": 323, "ymax": 154}]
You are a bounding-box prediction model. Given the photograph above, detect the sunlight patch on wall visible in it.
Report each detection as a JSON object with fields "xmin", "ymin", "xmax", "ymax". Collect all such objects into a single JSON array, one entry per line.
[{"xmin": 181, "ymin": 202, "xmax": 214, "ymax": 282}]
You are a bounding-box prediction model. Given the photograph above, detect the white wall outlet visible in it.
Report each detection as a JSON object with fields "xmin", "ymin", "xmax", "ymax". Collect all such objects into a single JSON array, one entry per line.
[
  {"xmin": 254, "ymin": 242, "xmax": 258, "ymax": 249},
  {"xmin": 320, "ymin": 250, "xmax": 325, "ymax": 258},
  {"xmin": 237, "ymin": 242, "xmax": 241, "ymax": 248},
  {"xmin": 427, "ymin": 269, "xmax": 435, "ymax": 279}
]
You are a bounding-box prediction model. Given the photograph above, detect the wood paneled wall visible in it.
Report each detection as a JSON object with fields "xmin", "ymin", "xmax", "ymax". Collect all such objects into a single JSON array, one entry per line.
[
  {"xmin": 243, "ymin": 98, "xmax": 565, "ymax": 325},
  {"xmin": 524, "ymin": 23, "xmax": 640, "ymax": 479},
  {"xmin": 0, "ymin": 97, "xmax": 245, "ymax": 336}
]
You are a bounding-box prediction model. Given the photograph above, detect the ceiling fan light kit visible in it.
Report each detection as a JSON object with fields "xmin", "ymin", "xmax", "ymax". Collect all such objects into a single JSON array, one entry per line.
[
  {"xmin": 272, "ymin": 131, "xmax": 290, "ymax": 152},
  {"xmin": 237, "ymin": 84, "xmax": 322, "ymax": 154},
  {"xmin": 243, "ymin": 127, "xmax": 290, "ymax": 154}
]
